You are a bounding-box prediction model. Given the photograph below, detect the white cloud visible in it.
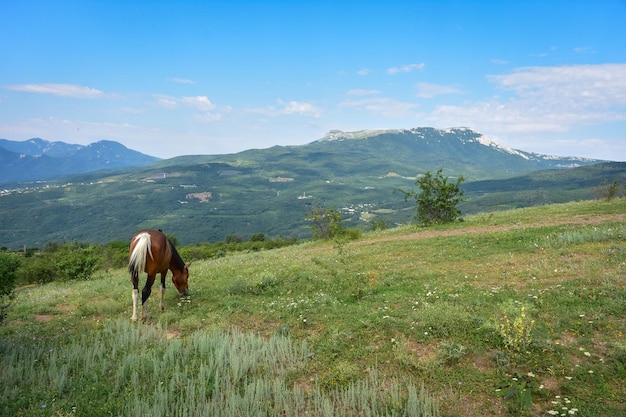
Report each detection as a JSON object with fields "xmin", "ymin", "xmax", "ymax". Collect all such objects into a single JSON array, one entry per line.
[
  {"xmin": 429, "ymin": 64, "xmax": 626, "ymax": 134},
  {"xmin": 181, "ymin": 95, "xmax": 217, "ymax": 112},
  {"xmin": 346, "ymin": 89, "xmax": 380, "ymax": 96},
  {"xmin": 489, "ymin": 64, "xmax": 626, "ymax": 109},
  {"xmin": 249, "ymin": 99, "xmax": 321, "ymax": 117},
  {"xmin": 357, "ymin": 68, "xmax": 370, "ymax": 76},
  {"xmin": 387, "ymin": 63, "xmax": 425, "ymax": 75},
  {"xmin": 156, "ymin": 96, "xmax": 178, "ymax": 109},
  {"xmin": 340, "ymin": 97, "xmax": 418, "ymax": 118},
  {"xmin": 171, "ymin": 77, "xmax": 195, "ymax": 84},
  {"xmin": 154, "ymin": 94, "xmax": 223, "ymax": 123},
  {"xmin": 574, "ymin": 46, "xmax": 594, "ymax": 54},
  {"xmin": 194, "ymin": 112, "xmax": 222, "ymax": 122},
  {"xmin": 5, "ymin": 83, "xmax": 106, "ymax": 98},
  {"xmin": 416, "ymin": 82, "xmax": 461, "ymax": 98}
]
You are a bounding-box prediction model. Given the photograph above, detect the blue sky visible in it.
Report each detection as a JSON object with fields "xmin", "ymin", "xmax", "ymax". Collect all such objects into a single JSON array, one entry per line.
[{"xmin": 1, "ymin": 0, "xmax": 625, "ymax": 160}]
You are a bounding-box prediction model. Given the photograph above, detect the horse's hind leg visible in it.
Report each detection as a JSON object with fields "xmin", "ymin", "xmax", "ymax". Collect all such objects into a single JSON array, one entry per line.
[
  {"xmin": 141, "ymin": 274, "xmax": 156, "ymax": 322},
  {"xmin": 159, "ymin": 272, "xmax": 167, "ymax": 312}
]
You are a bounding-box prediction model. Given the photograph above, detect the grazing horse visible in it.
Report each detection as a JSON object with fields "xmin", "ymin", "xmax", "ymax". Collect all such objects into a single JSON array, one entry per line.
[{"xmin": 128, "ymin": 229, "xmax": 190, "ymax": 321}]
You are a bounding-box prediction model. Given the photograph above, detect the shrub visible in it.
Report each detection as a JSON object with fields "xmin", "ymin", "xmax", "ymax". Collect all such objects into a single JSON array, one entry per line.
[
  {"xmin": 16, "ymin": 254, "xmax": 57, "ymax": 285},
  {"xmin": 370, "ymin": 219, "xmax": 388, "ymax": 231},
  {"xmin": 305, "ymin": 204, "xmax": 344, "ymax": 240},
  {"xmin": 339, "ymin": 227, "xmax": 362, "ymax": 241},
  {"xmin": 16, "ymin": 242, "xmax": 100, "ymax": 284},
  {"xmin": 53, "ymin": 244, "xmax": 100, "ymax": 281},
  {"xmin": 401, "ymin": 168, "xmax": 465, "ymax": 225},
  {"xmin": 0, "ymin": 252, "xmax": 20, "ymax": 324}
]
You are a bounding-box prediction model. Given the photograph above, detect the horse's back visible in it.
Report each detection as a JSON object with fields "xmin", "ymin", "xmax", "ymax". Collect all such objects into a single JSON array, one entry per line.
[{"xmin": 130, "ymin": 229, "xmax": 169, "ymax": 275}]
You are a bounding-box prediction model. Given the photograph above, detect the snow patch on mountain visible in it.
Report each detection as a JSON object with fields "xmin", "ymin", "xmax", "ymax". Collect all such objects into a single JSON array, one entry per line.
[{"xmin": 320, "ymin": 127, "xmax": 532, "ymax": 159}]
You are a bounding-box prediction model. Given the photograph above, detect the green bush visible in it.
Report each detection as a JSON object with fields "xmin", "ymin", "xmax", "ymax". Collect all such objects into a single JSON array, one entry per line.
[
  {"xmin": 53, "ymin": 244, "xmax": 100, "ymax": 281},
  {"xmin": 99, "ymin": 240, "xmax": 129, "ymax": 270},
  {"xmin": 305, "ymin": 204, "xmax": 344, "ymax": 239},
  {"xmin": 370, "ymin": 219, "xmax": 388, "ymax": 231},
  {"xmin": 401, "ymin": 168, "xmax": 465, "ymax": 225},
  {"xmin": 339, "ymin": 227, "xmax": 362, "ymax": 241},
  {"xmin": 0, "ymin": 252, "xmax": 20, "ymax": 324},
  {"xmin": 16, "ymin": 242, "xmax": 100, "ymax": 284},
  {"xmin": 16, "ymin": 254, "xmax": 57, "ymax": 285}
]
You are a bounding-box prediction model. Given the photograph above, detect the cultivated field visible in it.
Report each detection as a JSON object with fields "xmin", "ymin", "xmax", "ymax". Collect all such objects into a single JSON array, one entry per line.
[{"xmin": 1, "ymin": 198, "xmax": 625, "ymax": 416}]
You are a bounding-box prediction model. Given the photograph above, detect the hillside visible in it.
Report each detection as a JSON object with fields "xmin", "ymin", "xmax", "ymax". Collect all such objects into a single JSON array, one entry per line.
[
  {"xmin": 0, "ymin": 138, "xmax": 160, "ymax": 183},
  {"xmin": 0, "ymin": 128, "xmax": 622, "ymax": 248},
  {"xmin": 2, "ymin": 199, "xmax": 625, "ymax": 416}
]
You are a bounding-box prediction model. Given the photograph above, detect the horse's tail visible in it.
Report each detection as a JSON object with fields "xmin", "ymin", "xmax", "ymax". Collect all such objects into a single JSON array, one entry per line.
[{"xmin": 128, "ymin": 232, "xmax": 154, "ymax": 277}]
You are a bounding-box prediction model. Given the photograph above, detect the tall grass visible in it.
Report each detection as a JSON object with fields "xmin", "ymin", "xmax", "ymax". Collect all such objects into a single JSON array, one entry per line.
[
  {"xmin": 538, "ymin": 223, "xmax": 626, "ymax": 248},
  {"xmin": 0, "ymin": 319, "xmax": 439, "ymax": 416}
]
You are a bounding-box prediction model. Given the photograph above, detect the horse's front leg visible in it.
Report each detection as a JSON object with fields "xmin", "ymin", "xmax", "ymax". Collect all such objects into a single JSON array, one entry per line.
[
  {"xmin": 131, "ymin": 273, "xmax": 139, "ymax": 322},
  {"xmin": 159, "ymin": 272, "xmax": 167, "ymax": 312},
  {"xmin": 141, "ymin": 274, "xmax": 156, "ymax": 322}
]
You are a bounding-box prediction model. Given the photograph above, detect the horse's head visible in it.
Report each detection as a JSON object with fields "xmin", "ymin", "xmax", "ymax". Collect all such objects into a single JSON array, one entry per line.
[{"xmin": 172, "ymin": 263, "xmax": 190, "ymax": 297}]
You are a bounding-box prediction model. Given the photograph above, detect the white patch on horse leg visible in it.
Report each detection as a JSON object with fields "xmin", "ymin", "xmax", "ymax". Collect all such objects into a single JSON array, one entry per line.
[
  {"xmin": 131, "ymin": 289, "xmax": 139, "ymax": 321},
  {"xmin": 160, "ymin": 286, "xmax": 165, "ymax": 311}
]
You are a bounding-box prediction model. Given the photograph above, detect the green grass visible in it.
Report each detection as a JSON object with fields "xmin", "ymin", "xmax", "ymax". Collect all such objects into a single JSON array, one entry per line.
[{"xmin": 2, "ymin": 198, "xmax": 626, "ymax": 416}]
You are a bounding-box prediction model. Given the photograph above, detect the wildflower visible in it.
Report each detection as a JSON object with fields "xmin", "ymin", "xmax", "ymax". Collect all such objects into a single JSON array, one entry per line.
[
  {"xmin": 41, "ymin": 405, "xmax": 46, "ymax": 409},
  {"xmin": 588, "ymin": 370, "xmax": 594, "ymax": 374},
  {"xmin": 565, "ymin": 376, "xmax": 572, "ymax": 380},
  {"xmin": 548, "ymin": 411, "xmax": 559, "ymax": 415},
  {"xmin": 527, "ymin": 372, "xmax": 535, "ymax": 377},
  {"xmin": 583, "ymin": 351, "xmax": 590, "ymax": 357}
]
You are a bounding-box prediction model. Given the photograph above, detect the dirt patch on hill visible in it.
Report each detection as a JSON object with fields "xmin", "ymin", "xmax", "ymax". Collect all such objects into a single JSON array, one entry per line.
[{"xmin": 186, "ymin": 191, "xmax": 213, "ymax": 202}]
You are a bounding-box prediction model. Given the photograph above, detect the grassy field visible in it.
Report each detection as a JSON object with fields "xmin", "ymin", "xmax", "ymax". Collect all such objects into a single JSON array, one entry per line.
[{"xmin": 1, "ymin": 198, "xmax": 625, "ymax": 416}]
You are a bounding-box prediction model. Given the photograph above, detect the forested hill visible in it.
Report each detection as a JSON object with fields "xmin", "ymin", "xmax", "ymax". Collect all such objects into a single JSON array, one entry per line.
[{"xmin": 1, "ymin": 127, "xmax": 622, "ymax": 248}]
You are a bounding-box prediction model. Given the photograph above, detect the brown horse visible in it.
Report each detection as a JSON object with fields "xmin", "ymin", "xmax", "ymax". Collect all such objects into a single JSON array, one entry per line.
[{"xmin": 128, "ymin": 229, "xmax": 190, "ymax": 321}]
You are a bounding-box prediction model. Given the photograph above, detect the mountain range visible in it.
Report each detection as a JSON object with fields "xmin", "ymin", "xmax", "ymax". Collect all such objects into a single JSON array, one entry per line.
[
  {"xmin": 1, "ymin": 127, "xmax": 623, "ymax": 248},
  {"xmin": 0, "ymin": 138, "xmax": 159, "ymax": 184}
]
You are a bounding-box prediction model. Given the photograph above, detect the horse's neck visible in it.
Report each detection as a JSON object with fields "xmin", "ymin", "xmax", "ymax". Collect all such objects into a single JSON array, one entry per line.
[{"xmin": 167, "ymin": 241, "xmax": 184, "ymax": 272}]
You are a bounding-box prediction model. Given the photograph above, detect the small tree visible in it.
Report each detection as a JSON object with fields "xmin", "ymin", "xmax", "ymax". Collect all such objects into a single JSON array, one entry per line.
[
  {"xmin": 402, "ymin": 168, "xmax": 465, "ymax": 225},
  {"xmin": 0, "ymin": 252, "xmax": 21, "ymax": 324},
  {"xmin": 597, "ymin": 179, "xmax": 624, "ymax": 201},
  {"xmin": 305, "ymin": 204, "xmax": 343, "ymax": 240}
]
